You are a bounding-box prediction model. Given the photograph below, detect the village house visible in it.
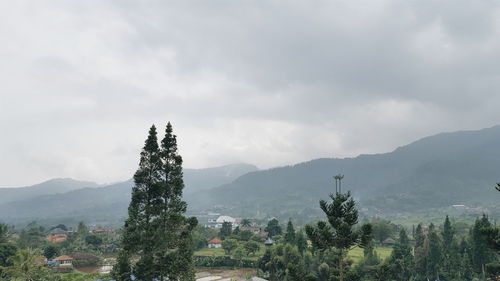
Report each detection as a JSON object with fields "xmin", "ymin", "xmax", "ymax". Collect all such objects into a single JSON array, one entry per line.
[
  {"xmin": 382, "ymin": 238, "xmax": 396, "ymax": 247},
  {"xmin": 46, "ymin": 228, "xmax": 68, "ymax": 243},
  {"xmin": 264, "ymin": 237, "xmax": 274, "ymax": 247},
  {"xmin": 241, "ymin": 226, "xmax": 268, "ymax": 238},
  {"xmin": 92, "ymin": 229, "xmax": 114, "ymax": 234},
  {"xmin": 53, "ymin": 255, "xmax": 74, "ymax": 267},
  {"xmin": 208, "ymin": 238, "xmax": 222, "ymax": 248},
  {"xmin": 206, "ymin": 215, "xmax": 240, "ymax": 229}
]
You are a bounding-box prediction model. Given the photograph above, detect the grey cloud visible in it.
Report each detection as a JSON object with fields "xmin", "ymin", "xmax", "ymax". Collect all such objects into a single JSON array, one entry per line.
[{"xmin": 1, "ymin": 0, "xmax": 500, "ymax": 186}]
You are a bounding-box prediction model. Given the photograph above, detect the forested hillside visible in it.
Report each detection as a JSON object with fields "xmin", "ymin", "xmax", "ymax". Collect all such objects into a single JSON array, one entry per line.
[
  {"xmin": 1, "ymin": 126, "xmax": 500, "ymax": 225},
  {"xmin": 188, "ymin": 126, "xmax": 500, "ymax": 220}
]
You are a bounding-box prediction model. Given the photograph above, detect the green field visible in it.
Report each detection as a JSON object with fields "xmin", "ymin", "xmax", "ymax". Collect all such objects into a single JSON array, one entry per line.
[
  {"xmin": 348, "ymin": 246, "xmax": 392, "ymax": 264},
  {"xmin": 195, "ymin": 247, "xmax": 226, "ymax": 257},
  {"xmin": 55, "ymin": 273, "xmax": 107, "ymax": 281},
  {"xmin": 195, "ymin": 246, "xmax": 266, "ymax": 261},
  {"xmin": 195, "ymin": 246, "xmax": 392, "ymax": 264}
]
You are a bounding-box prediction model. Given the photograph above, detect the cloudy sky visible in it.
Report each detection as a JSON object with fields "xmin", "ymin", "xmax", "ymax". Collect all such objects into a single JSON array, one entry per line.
[{"xmin": 1, "ymin": 0, "xmax": 500, "ymax": 186}]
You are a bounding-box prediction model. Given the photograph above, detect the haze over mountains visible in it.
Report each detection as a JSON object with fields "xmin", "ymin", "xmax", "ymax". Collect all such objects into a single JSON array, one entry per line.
[
  {"xmin": 1, "ymin": 126, "xmax": 499, "ymax": 226},
  {"xmin": 0, "ymin": 164, "xmax": 258, "ymax": 225},
  {"xmin": 0, "ymin": 178, "xmax": 100, "ymax": 205}
]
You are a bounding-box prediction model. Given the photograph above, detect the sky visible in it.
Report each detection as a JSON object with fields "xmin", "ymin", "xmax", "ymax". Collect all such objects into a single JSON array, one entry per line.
[{"xmin": 1, "ymin": 0, "xmax": 500, "ymax": 187}]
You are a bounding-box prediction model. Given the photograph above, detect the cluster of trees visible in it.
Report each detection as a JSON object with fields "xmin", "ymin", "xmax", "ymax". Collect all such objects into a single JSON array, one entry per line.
[
  {"xmin": 259, "ymin": 191, "xmax": 372, "ymax": 281},
  {"xmin": 113, "ymin": 123, "xmax": 197, "ymax": 281},
  {"xmin": 257, "ymin": 187, "xmax": 500, "ymax": 281},
  {"xmin": 0, "ymin": 221, "xmax": 112, "ymax": 281},
  {"xmin": 218, "ymin": 223, "xmax": 263, "ymax": 258},
  {"xmin": 355, "ymin": 215, "xmax": 499, "ymax": 281}
]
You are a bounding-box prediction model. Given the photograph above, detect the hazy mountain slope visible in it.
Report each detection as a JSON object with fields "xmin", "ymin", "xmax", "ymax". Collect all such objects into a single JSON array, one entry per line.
[
  {"xmin": 0, "ymin": 178, "xmax": 99, "ymax": 205},
  {"xmin": 183, "ymin": 163, "xmax": 258, "ymax": 194},
  {"xmin": 188, "ymin": 126, "xmax": 500, "ymax": 218},
  {"xmin": 2, "ymin": 126, "xmax": 500, "ymax": 225},
  {"xmin": 0, "ymin": 180, "xmax": 132, "ymax": 221},
  {"xmin": 0, "ymin": 163, "xmax": 257, "ymax": 224}
]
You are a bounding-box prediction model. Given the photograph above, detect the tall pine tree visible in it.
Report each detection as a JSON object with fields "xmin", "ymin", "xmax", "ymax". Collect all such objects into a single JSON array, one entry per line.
[
  {"xmin": 114, "ymin": 123, "xmax": 197, "ymax": 281},
  {"xmin": 427, "ymin": 223, "xmax": 442, "ymax": 280},
  {"xmin": 389, "ymin": 228, "xmax": 414, "ymax": 280},
  {"xmin": 471, "ymin": 215, "xmax": 494, "ymax": 275},
  {"xmin": 284, "ymin": 219, "xmax": 296, "ymax": 244},
  {"xmin": 306, "ymin": 185, "xmax": 371, "ymax": 281},
  {"xmin": 441, "ymin": 215, "xmax": 460, "ymax": 280}
]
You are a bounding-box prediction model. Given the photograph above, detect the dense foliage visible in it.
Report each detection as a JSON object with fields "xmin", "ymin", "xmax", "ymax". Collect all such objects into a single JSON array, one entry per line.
[
  {"xmin": 255, "ymin": 181, "xmax": 500, "ymax": 281},
  {"xmin": 113, "ymin": 123, "xmax": 197, "ymax": 281}
]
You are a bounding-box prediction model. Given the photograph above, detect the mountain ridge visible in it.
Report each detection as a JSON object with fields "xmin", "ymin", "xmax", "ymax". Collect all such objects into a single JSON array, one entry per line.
[{"xmin": 1, "ymin": 126, "xmax": 499, "ymax": 225}]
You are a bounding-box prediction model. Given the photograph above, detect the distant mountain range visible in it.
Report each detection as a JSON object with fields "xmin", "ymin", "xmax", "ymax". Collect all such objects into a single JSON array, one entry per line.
[
  {"xmin": 0, "ymin": 164, "xmax": 257, "ymax": 226},
  {"xmin": 1, "ymin": 126, "xmax": 500, "ymax": 226},
  {"xmin": 188, "ymin": 125, "xmax": 500, "ymax": 222},
  {"xmin": 0, "ymin": 178, "xmax": 100, "ymax": 205}
]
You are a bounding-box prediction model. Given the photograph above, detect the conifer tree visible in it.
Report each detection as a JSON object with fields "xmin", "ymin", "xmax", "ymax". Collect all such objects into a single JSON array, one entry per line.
[
  {"xmin": 441, "ymin": 215, "xmax": 459, "ymax": 279},
  {"xmin": 414, "ymin": 224, "xmax": 424, "ymax": 248},
  {"xmin": 219, "ymin": 222, "xmax": 232, "ymax": 240},
  {"xmin": 414, "ymin": 224, "xmax": 429, "ymax": 281},
  {"xmin": 461, "ymin": 250, "xmax": 474, "ymax": 280},
  {"xmin": 77, "ymin": 221, "xmax": 88, "ymax": 237},
  {"xmin": 295, "ymin": 231, "xmax": 307, "ymax": 255},
  {"xmin": 471, "ymin": 215, "xmax": 494, "ymax": 274},
  {"xmin": 305, "ymin": 186, "xmax": 371, "ymax": 281},
  {"xmin": 442, "ymin": 216, "xmax": 454, "ymax": 254},
  {"xmin": 155, "ymin": 122, "xmax": 197, "ymax": 281},
  {"xmin": 389, "ymin": 228, "xmax": 414, "ymax": 280},
  {"xmin": 285, "ymin": 219, "xmax": 296, "ymax": 244},
  {"xmin": 119, "ymin": 125, "xmax": 161, "ymax": 280},
  {"xmin": 266, "ymin": 218, "xmax": 282, "ymax": 238},
  {"xmin": 427, "ymin": 223, "xmax": 442, "ymax": 280},
  {"xmin": 114, "ymin": 123, "xmax": 197, "ymax": 281}
]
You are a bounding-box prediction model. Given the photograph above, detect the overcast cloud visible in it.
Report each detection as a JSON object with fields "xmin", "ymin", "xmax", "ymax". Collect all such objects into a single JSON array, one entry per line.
[{"xmin": 1, "ymin": 0, "xmax": 500, "ymax": 186}]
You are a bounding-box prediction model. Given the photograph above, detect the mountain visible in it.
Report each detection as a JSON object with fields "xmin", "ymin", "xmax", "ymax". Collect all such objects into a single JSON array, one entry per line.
[
  {"xmin": 0, "ymin": 178, "xmax": 99, "ymax": 205},
  {"xmin": 187, "ymin": 126, "xmax": 500, "ymax": 221},
  {"xmin": 2, "ymin": 126, "xmax": 500, "ymax": 226},
  {"xmin": 183, "ymin": 163, "xmax": 258, "ymax": 194},
  {"xmin": 0, "ymin": 163, "xmax": 257, "ymax": 225}
]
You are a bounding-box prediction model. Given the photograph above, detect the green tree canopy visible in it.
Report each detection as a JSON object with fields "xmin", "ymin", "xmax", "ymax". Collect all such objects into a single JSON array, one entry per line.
[
  {"xmin": 219, "ymin": 222, "xmax": 233, "ymax": 240},
  {"xmin": 0, "ymin": 223, "xmax": 8, "ymax": 244},
  {"xmin": 305, "ymin": 189, "xmax": 372, "ymax": 281},
  {"xmin": 241, "ymin": 219, "xmax": 252, "ymax": 227},
  {"xmin": 244, "ymin": 240, "xmax": 261, "ymax": 255},
  {"xmin": 43, "ymin": 245, "xmax": 59, "ymax": 260},
  {"xmin": 114, "ymin": 123, "xmax": 197, "ymax": 281},
  {"xmin": 284, "ymin": 219, "xmax": 296, "ymax": 244},
  {"xmin": 222, "ymin": 239, "xmax": 238, "ymax": 255},
  {"xmin": 266, "ymin": 218, "xmax": 282, "ymax": 238}
]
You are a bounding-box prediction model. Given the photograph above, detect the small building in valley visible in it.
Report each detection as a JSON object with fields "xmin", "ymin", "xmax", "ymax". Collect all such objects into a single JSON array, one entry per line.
[
  {"xmin": 53, "ymin": 255, "xmax": 74, "ymax": 266},
  {"xmin": 208, "ymin": 238, "xmax": 222, "ymax": 248},
  {"xmin": 382, "ymin": 238, "xmax": 396, "ymax": 247},
  {"xmin": 206, "ymin": 215, "xmax": 240, "ymax": 229},
  {"xmin": 264, "ymin": 238, "xmax": 274, "ymax": 247},
  {"xmin": 46, "ymin": 228, "xmax": 68, "ymax": 243},
  {"xmin": 92, "ymin": 229, "xmax": 114, "ymax": 234}
]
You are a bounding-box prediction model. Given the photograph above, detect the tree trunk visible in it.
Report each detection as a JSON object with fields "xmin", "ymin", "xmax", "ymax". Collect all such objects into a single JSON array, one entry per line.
[{"xmin": 339, "ymin": 249, "xmax": 344, "ymax": 281}]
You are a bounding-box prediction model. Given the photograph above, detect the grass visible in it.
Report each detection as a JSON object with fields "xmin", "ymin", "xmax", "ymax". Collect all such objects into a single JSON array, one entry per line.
[
  {"xmin": 194, "ymin": 246, "xmax": 267, "ymax": 261},
  {"xmin": 195, "ymin": 247, "xmax": 226, "ymax": 257},
  {"xmin": 56, "ymin": 272, "xmax": 108, "ymax": 281},
  {"xmin": 348, "ymin": 246, "xmax": 392, "ymax": 264},
  {"xmin": 195, "ymin": 245, "xmax": 392, "ymax": 264}
]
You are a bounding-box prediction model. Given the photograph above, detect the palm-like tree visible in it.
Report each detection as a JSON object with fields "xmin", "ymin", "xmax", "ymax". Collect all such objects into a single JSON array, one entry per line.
[
  {"xmin": 241, "ymin": 219, "xmax": 252, "ymax": 227},
  {"xmin": 0, "ymin": 223, "xmax": 8, "ymax": 243},
  {"xmin": 334, "ymin": 174, "xmax": 344, "ymax": 194},
  {"xmin": 6, "ymin": 248, "xmax": 48, "ymax": 281}
]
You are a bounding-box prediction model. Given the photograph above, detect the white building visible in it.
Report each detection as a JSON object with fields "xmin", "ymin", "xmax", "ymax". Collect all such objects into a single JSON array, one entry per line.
[{"xmin": 206, "ymin": 215, "xmax": 240, "ymax": 229}]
